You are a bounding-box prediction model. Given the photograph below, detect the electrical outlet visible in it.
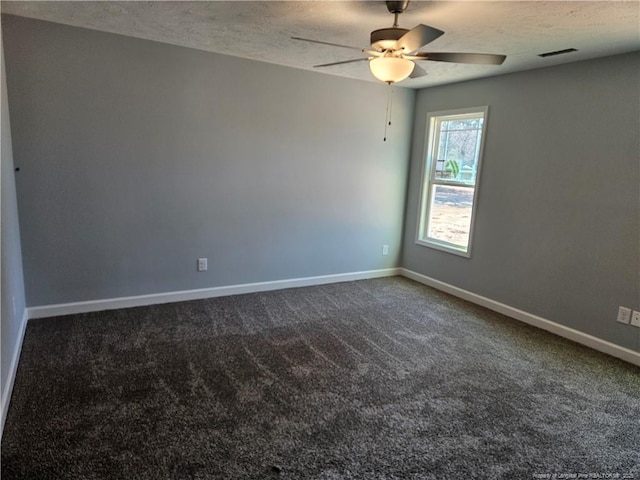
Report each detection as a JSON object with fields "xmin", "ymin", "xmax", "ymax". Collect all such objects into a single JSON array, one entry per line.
[
  {"xmin": 197, "ymin": 258, "xmax": 208, "ymax": 272},
  {"xmin": 616, "ymin": 306, "xmax": 631, "ymax": 324},
  {"xmin": 382, "ymin": 244, "xmax": 389, "ymax": 255},
  {"xmin": 631, "ymin": 311, "xmax": 640, "ymax": 328}
]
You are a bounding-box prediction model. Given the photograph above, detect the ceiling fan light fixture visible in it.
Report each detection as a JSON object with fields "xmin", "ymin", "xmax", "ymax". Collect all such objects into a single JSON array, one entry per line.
[{"xmin": 369, "ymin": 56, "xmax": 414, "ymax": 83}]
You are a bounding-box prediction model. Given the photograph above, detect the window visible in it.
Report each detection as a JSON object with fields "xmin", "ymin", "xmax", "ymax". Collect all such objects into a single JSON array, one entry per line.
[{"xmin": 416, "ymin": 107, "xmax": 488, "ymax": 257}]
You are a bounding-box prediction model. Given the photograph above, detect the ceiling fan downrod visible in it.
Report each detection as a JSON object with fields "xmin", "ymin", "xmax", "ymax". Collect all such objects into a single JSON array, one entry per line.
[
  {"xmin": 386, "ymin": 1, "xmax": 409, "ymax": 27},
  {"xmin": 371, "ymin": 1, "xmax": 410, "ymax": 51}
]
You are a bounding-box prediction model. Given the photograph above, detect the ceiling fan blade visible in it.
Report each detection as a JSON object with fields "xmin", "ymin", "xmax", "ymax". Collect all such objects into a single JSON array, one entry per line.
[
  {"xmin": 291, "ymin": 36, "xmax": 364, "ymax": 52},
  {"xmin": 397, "ymin": 25, "xmax": 445, "ymax": 53},
  {"xmin": 313, "ymin": 58, "xmax": 369, "ymax": 68},
  {"xmin": 363, "ymin": 49, "xmax": 385, "ymax": 57},
  {"xmin": 409, "ymin": 63, "xmax": 427, "ymax": 78},
  {"xmin": 411, "ymin": 52, "xmax": 506, "ymax": 65}
]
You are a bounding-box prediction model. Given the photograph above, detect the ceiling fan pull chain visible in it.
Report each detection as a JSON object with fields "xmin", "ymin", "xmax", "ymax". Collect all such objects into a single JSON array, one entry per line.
[
  {"xmin": 389, "ymin": 84, "xmax": 394, "ymax": 126},
  {"xmin": 383, "ymin": 83, "xmax": 393, "ymax": 142}
]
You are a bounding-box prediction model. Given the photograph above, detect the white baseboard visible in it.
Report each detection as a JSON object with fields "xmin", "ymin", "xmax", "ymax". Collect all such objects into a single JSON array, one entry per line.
[
  {"xmin": 1, "ymin": 308, "xmax": 28, "ymax": 436},
  {"xmin": 28, "ymin": 268, "xmax": 402, "ymax": 320},
  {"xmin": 27, "ymin": 268, "xmax": 640, "ymax": 366},
  {"xmin": 400, "ymin": 268, "xmax": 640, "ymax": 367}
]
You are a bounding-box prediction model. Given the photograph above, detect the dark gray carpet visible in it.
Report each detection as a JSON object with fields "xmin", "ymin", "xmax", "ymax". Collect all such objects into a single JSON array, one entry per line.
[{"xmin": 2, "ymin": 277, "xmax": 639, "ymax": 479}]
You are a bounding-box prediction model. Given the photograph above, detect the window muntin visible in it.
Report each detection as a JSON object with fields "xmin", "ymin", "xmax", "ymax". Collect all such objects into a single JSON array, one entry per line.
[{"xmin": 416, "ymin": 107, "xmax": 488, "ymax": 257}]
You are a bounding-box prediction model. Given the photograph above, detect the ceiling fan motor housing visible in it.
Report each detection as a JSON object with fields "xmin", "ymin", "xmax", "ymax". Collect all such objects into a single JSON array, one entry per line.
[{"xmin": 371, "ymin": 27, "xmax": 409, "ymax": 51}]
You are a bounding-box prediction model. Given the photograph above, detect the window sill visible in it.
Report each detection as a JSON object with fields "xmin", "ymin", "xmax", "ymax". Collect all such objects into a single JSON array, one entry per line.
[{"xmin": 415, "ymin": 238, "xmax": 471, "ymax": 258}]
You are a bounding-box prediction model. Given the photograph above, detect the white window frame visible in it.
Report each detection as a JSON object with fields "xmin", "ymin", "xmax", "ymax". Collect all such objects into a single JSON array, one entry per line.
[{"xmin": 415, "ymin": 106, "xmax": 489, "ymax": 258}]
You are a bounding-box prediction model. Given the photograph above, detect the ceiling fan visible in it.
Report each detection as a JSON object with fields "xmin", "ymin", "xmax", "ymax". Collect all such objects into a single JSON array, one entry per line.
[{"xmin": 292, "ymin": 0, "xmax": 506, "ymax": 84}]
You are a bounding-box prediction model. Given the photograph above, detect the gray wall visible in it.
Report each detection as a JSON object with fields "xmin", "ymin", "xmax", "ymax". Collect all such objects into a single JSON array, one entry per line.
[
  {"xmin": 2, "ymin": 15, "xmax": 414, "ymax": 306},
  {"xmin": 403, "ymin": 52, "xmax": 640, "ymax": 351},
  {"xmin": 1, "ymin": 32, "xmax": 26, "ymax": 425}
]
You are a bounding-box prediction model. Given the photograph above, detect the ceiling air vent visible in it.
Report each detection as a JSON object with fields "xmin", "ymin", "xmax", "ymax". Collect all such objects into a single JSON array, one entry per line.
[{"xmin": 538, "ymin": 48, "xmax": 578, "ymax": 58}]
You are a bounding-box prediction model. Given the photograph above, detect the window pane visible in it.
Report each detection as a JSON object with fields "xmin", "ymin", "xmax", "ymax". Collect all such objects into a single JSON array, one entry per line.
[
  {"xmin": 434, "ymin": 124, "xmax": 481, "ymax": 184},
  {"xmin": 443, "ymin": 118, "xmax": 483, "ymax": 130},
  {"xmin": 427, "ymin": 185, "xmax": 475, "ymax": 250}
]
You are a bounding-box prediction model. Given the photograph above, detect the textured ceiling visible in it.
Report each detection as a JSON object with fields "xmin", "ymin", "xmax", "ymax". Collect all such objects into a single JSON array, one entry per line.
[{"xmin": 1, "ymin": 1, "xmax": 639, "ymax": 88}]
